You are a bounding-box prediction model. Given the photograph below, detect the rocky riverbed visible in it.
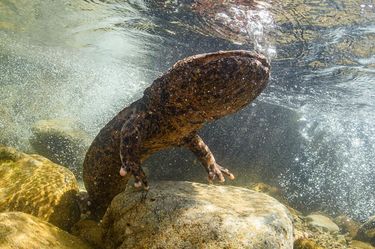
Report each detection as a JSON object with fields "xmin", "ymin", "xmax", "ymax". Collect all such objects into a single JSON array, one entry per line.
[{"xmin": 0, "ymin": 145, "xmax": 374, "ymax": 249}]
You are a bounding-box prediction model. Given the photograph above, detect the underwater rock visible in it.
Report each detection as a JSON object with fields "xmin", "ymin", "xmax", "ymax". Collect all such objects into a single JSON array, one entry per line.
[
  {"xmin": 334, "ymin": 215, "xmax": 360, "ymax": 237},
  {"xmin": 351, "ymin": 240, "xmax": 375, "ymax": 249},
  {"xmin": 249, "ymin": 181, "xmax": 280, "ymax": 194},
  {"xmin": 101, "ymin": 181, "xmax": 294, "ymax": 249},
  {"xmin": 30, "ymin": 119, "xmax": 91, "ymax": 179},
  {"xmin": 0, "ymin": 211, "xmax": 92, "ymax": 249},
  {"xmin": 293, "ymin": 238, "xmax": 323, "ymax": 249},
  {"xmin": 72, "ymin": 219, "xmax": 105, "ymax": 249},
  {"xmin": 0, "ymin": 146, "xmax": 80, "ymax": 231},
  {"xmin": 293, "ymin": 212, "xmax": 353, "ymax": 248},
  {"xmin": 248, "ymin": 182, "xmax": 285, "ymax": 200},
  {"xmin": 355, "ymin": 216, "xmax": 375, "ymax": 246},
  {"xmin": 306, "ymin": 213, "xmax": 340, "ymax": 233}
]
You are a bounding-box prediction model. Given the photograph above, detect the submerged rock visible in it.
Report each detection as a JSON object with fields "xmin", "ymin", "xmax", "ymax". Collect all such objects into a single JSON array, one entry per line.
[
  {"xmin": 0, "ymin": 212, "xmax": 92, "ymax": 249},
  {"xmin": 72, "ymin": 219, "xmax": 105, "ymax": 249},
  {"xmin": 306, "ymin": 213, "xmax": 340, "ymax": 233},
  {"xmin": 351, "ymin": 240, "xmax": 375, "ymax": 249},
  {"xmin": 334, "ymin": 215, "xmax": 360, "ymax": 237},
  {"xmin": 293, "ymin": 211, "xmax": 353, "ymax": 248},
  {"xmin": 30, "ymin": 119, "xmax": 91, "ymax": 179},
  {"xmin": 0, "ymin": 146, "xmax": 80, "ymax": 231},
  {"xmin": 293, "ymin": 238, "xmax": 323, "ymax": 249},
  {"xmin": 355, "ymin": 216, "xmax": 375, "ymax": 246},
  {"xmin": 248, "ymin": 182, "xmax": 285, "ymax": 201},
  {"xmin": 101, "ymin": 181, "xmax": 294, "ymax": 249}
]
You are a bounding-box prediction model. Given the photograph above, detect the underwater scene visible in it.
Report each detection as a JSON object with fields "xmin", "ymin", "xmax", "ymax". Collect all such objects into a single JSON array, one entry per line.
[{"xmin": 0, "ymin": 0, "xmax": 374, "ymax": 248}]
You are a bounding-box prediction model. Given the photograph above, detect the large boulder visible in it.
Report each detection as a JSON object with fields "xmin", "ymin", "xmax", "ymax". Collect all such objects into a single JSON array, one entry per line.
[
  {"xmin": 101, "ymin": 181, "xmax": 294, "ymax": 249},
  {"xmin": 0, "ymin": 146, "xmax": 80, "ymax": 230},
  {"xmin": 29, "ymin": 119, "xmax": 91, "ymax": 179},
  {"xmin": 0, "ymin": 212, "xmax": 92, "ymax": 249}
]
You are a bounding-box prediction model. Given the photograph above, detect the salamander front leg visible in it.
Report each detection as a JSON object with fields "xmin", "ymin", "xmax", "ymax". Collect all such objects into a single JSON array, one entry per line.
[
  {"xmin": 119, "ymin": 160, "xmax": 149, "ymax": 190},
  {"xmin": 184, "ymin": 134, "xmax": 235, "ymax": 183},
  {"xmin": 119, "ymin": 115, "xmax": 149, "ymax": 190}
]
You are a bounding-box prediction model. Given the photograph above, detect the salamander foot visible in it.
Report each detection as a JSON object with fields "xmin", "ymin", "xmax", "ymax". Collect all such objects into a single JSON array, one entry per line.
[
  {"xmin": 119, "ymin": 164, "xmax": 149, "ymax": 190},
  {"xmin": 207, "ymin": 163, "xmax": 235, "ymax": 183}
]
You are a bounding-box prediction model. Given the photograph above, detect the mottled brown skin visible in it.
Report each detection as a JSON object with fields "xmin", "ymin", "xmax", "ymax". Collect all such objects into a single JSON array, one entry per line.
[{"xmin": 83, "ymin": 50, "xmax": 270, "ymax": 217}]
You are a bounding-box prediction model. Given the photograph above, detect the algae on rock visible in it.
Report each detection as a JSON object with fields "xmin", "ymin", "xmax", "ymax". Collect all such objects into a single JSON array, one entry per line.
[
  {"xmin": 293, "ymin": 238, "xmax": 323, "ymax": 249},
  {"xmin": 0, "ymin": 146, "xmax": 80, "ymax": 231},
  {"xmin": 0, "ymin": 211, "xmax": 92, "ymax": 249},
  {"xmin": 351, "ymin": 240, "xmax": 375, "ymax": 249},
  {"xmin": 72, "ymin": 219, "xmax": 105, "ymax": 249},
  {"xmin": 101, "ymin": 181, "xmax": 294, "ymax": 249}
]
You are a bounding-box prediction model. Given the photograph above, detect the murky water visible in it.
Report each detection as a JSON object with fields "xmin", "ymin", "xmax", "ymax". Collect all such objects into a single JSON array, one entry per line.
[{"xmin": 0, "ymin": 0, "xmax": 374, "ymax": 221}]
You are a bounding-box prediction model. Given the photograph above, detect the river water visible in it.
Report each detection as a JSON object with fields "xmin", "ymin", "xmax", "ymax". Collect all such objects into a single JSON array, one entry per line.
[{"xmin": 0, "ymin": 0, "xmax": 374, "ymax": 221}]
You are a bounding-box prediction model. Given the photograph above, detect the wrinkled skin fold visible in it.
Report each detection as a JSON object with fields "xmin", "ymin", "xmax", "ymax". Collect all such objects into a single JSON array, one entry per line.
[{"xmin": 83, "ymin": 50, "xmax": 270, "ymax": 217}]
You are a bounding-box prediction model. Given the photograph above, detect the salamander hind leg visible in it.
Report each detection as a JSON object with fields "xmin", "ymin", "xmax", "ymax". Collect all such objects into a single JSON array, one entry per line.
[{"xmin": 184, "ymin": 134, "xmax": 235, "ymax": 183}]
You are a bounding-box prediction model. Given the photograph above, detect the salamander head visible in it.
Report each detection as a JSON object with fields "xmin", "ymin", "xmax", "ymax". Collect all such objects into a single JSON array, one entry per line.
[{"xmin": 145, "ymin": 50, "xmax": 270, "ymax": 122}]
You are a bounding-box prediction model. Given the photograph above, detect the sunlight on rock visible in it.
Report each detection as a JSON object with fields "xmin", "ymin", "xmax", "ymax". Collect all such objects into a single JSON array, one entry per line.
[
  {"xmin": 0, "ymin": 146, "xmax": 80, "ymax": 231},
  {"xmin": 0, "ymin": 212, "xmax": 92, "ymax": 249}
]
